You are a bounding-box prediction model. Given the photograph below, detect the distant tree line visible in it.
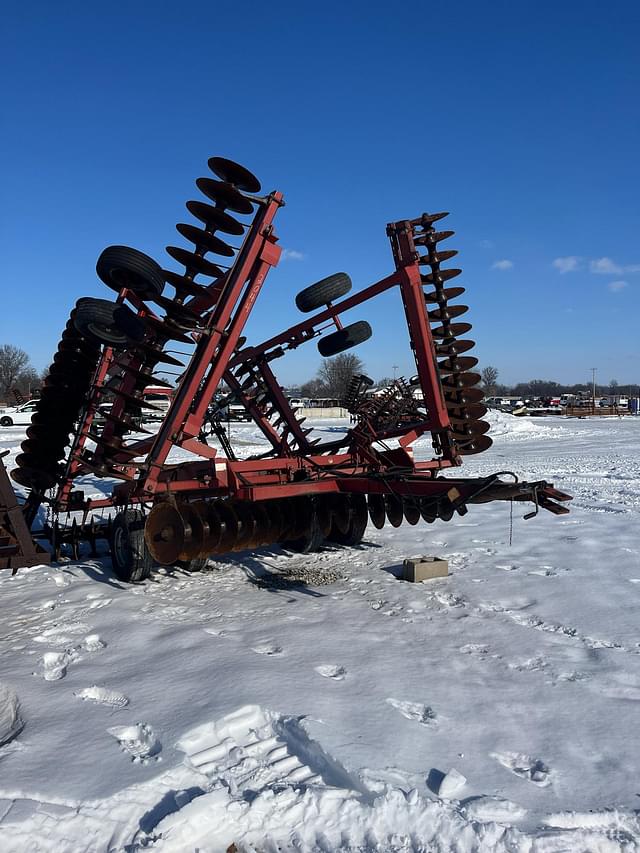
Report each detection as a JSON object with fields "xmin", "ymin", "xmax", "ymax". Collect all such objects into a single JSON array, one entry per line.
[
  {"xmin": 0, "ymin": 345, "xmax": 44, "ymax": 401},
  {"xmin": 3, "ymin": 343, "xmax": 636, "ymax": 408},
  {"xmin": 478, "ymin": 366, "xmax": 637, "ymax": 399},
  {"xmin": 295, "ymin": 360, "xmax": 639, "ymax": 402}
]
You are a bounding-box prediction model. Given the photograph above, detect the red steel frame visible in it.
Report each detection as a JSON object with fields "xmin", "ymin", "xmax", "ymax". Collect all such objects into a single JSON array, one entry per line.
[{"xmin": 51, "ymin": 193, "xmax": 495, "ymax": 514}]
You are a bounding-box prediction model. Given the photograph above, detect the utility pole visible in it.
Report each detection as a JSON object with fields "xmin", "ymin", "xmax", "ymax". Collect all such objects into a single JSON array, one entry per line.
[
  {"xmin": 590, "ymin": 367, "xmax": 597, "ymax": 413},
  {"xmin": 392, "ymin": 364, "xmax": 399, "ymax": 381}
]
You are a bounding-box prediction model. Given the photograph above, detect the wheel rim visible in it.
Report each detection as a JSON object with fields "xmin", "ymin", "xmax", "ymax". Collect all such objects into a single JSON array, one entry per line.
[{"xmin": 87, "ymin": 321, "xmax": 127, "ymax": 345}]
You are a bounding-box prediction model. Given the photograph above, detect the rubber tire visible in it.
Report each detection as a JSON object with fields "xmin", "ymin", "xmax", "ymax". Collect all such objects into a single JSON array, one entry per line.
[
  {"xmin": 110, "ymin": 509, "xmax": 154, "ymax": 582},
  {"xmin": 295, "ymin": 273, "xmax": 352, "ymax": 313},
  {"xmin": 318, "ymin": 320, "xmax": 372, "ymax": 358},
  {"xmin": 74, "ymin": 298, "xmax": 146, "ymax": 348},
  {"xmin": 0, "ymin": 417, "xmax": 13, "ymax": 427},
  {"xmin": 97, "ymin": 245, "xmax": 165, "ymax": 297}
]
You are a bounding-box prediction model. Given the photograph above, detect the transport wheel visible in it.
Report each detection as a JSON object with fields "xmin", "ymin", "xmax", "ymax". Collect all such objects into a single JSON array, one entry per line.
[
  {"xmin": 110, "ymin": 509, "xmax": 154, "ymax": 582},
  {"xmin": 318, "ymin": 320, "xmax": 372, "ymax": 357},
  {"xmin": 96, "ymin": 245, "xmax": 165, "ymax": 297},
  {"xmin": 295, "ymin": 273, "xmax": 352, "ymax": 313},
  {"xmin": 0, "ymin": 416, "xmax": 13, "ymax": 426},
  {"xmin": 74, "ymin": 298, "xmax": 145, "ymax": 348}
]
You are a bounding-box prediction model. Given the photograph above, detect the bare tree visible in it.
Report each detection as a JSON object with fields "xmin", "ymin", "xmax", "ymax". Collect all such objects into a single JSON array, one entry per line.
[
  {"xmin": 299, "ymin": 377, "xmax": 327, "ymax": 398},
  {"xmin": 317, "ymin": 353, "xmax": 365, "ymax": 399},
  {"xmin": 376, "ymin": 376, "xmax": 395, "ymax": 389},
  {"xmin": 0, "ymin": 345, "xmax": 30, "ymax": 398},
  {"xmin": 16, "ymin": 367, "xmax": 41, "ymax": 397},
  {"xmin": 480, "ymin": 365, "xmax": 499, "ymax": 395}
]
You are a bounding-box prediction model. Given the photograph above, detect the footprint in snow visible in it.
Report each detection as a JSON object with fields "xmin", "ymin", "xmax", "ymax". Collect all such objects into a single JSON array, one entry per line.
[
  {"xmin": 491, "ymin": 751, "xmax": 552, "ymax": 786},
  {"xmin": 386, "ymin": 697, "xmax": 437, "ymax": 726},
  {"xmin": 203, "ymin": 627, "xmax": 226, "ymax": 638},
  {"xmin": 459, "ymin": 643, "xmax": 490, "ymax": 657},
  {"xmin": 108, "ymin": 722, "xmax": 161, "ymax": 763},
  {"xmin": 83, "ymin": 634, "xmax": 106, "ymax": 652},
  {"xmin": 75, "ymin": 686, "xmax": 129, "ymax": 707},
  {"xmin": 251, "ymin": 644, "xmax": 283, "ymax": 656},
  {"xmin": 315, "ymin": 665, "xmax": 347, "ymax": 680},
  {"xmin": 41, "ymin": 650, "xmax": 78, "ymax": 681},
  {"xmin": 88, "ymin": 597, "xmax": 112, "ymax": 610}
]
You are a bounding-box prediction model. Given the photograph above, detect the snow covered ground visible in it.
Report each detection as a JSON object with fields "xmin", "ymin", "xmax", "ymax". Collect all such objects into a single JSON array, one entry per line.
[{"xmin": 1, "ymin": 412, "xmax": 640, "ymax": 852}]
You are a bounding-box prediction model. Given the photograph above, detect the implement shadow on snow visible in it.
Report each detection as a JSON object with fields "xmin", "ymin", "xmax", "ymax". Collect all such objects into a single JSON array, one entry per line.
[
  {"xmin": 235, "ymin": 554, "xmax": 326, "ymax": 598},
  {"xmin": 68, "ymin": 558, "xmax": 127, "ymax": 590}
]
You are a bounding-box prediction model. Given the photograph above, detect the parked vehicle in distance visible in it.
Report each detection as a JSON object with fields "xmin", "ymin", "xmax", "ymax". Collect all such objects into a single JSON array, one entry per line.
[
  {"xmin": 140, "ymin": 388, "xmax": 173, "ymax": 422},
  {"xmin": 0, "ymin": 399, "xmax": 39, "ymax": 427}
]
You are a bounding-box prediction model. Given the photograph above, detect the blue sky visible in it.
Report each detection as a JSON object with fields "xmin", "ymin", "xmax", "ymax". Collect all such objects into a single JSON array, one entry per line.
[{"xmin": 2, "ymin": 1, "xmax": 639, "ymax": 389}]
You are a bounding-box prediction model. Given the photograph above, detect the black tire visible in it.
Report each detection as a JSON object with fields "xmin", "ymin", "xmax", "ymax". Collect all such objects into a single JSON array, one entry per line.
[
  {"xmin": 318, "ymin": 320, "xmax": 372, "ymax": 358},
  {"xmin": 295, "ymin": 273, "xmax": 352, "ymax": 313},
  {"xmin": 0, "ymin": 416, "xmax": 13, "ymax": 427},
  {"xmin": 96, "ymin": 245, "xmax": 165, "ymax": 297},
  {"xmin": 110, "ymin": 509, "xmax": 154, "ymax": 582},
  {"xmin": 74, "ymin": 298, "xmax": 145, "ymax": 348}
]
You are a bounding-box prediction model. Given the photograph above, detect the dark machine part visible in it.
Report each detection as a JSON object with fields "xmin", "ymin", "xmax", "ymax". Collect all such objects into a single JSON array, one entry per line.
[{"xmin": 2, "ymin": 155, "xmax": 572, "ymax": 581}]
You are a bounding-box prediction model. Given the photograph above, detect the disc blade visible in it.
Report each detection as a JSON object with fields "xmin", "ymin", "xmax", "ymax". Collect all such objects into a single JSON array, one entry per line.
[
  {"xmin": 430, "ymin": 322, "xmax": 473, "ymax": 338},
  {"xmin": 403, "ymin": 497, "xmax": 421, "ymax": 526},
  {"xmin": 176, "ymin": 224, "xmax": 235, "ymax": 257},
  {"xmin": 424, "ymin": 286, "xmax": 465, "ymax": 304},
  {"xmin": 420, "ymin": 212, "xmax": 449, "ymax": 224},
  {"xmin": 441, "ymin": 372, "xmax": 481, "ymax": 389},
  {"xmin": 185, "ymin": 201, "xmax": 245, "ymax": 235},
  {"xmin": 458, "ymin": 434, "xmax": 493, "ymax": 455},
  {"xmin": 115, "ymin": 366, "xmax": 173, "ymax": 389},
  {"xmin": 166, "ymin": 246, "xmax": 226, "ymax": 278},
  {"xmin": 150, "ymin": 293, "xmax": 201, "ymax": 323},
  {"xmin": 419, "ymin": 249, "xmax": 458, "ymax": 264},
  {"xmin": 419, "ymin": 497, "xmax": 437, "ymax": 523},
  {"xmin": 162, "ymin": 270, "xmax": 212, "ymax": 300},
  {"xmin": 145, "ymin": 502, "xmax": 187, "ymax": 564},
  {"xmin": 212, "ymin": 499, "xmax": 240, "ymax": 553},
  {"xmin": 451, "ymin": 419, "xmax": 491, "ymax": 438},
  {"xmin": 437, "ymin": 356, "xmax": 478, "ymax": 374},
  {"xmin": 131, "ymin": 341, "xmax": 184, "ymax": 367},
  {"xmin": 100, "ymin": 409, "xmax": 151, "ymax": 433},
  {"xmin": 368, "ymin": 494, "xmax": 386, "ymax": 529},
  {"xmin": 445, "ymin": 386, "xmax": 484, "ymax": 404},
  {"xmin": 208, "ymin": 157, "xmax": 261, "ymax": 193},
  {"xmin": 435, "ymin": 339, "xmax": 475, "ymax": 356},
  {"xmin": 385, "ymin": 494, "xmax": 404, "ymax": 528},
  {"xmin": 106, "ymin": 388, "xmax": 163, "ymax": 410},
  {"xmin": 143, "ymin": 313, "xmax": 194, "ymax": 344},
  {"xmin": 195, "ymin": 178, "xmax": 254, "ymax": 215},
  {"xmin": 422, "ymin": 268, "xmax": 462, "ymax": 284},
  {"xmin": 178, "ymin": 502, "xmax": 208, "ymax": 561},
  {"xmin": 428, "ymin": 304, "xmax": 469, "ymax": 322},
  {"xmin": 447, "ymin": 403, "xmax": 488, "ymax": 420}
]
